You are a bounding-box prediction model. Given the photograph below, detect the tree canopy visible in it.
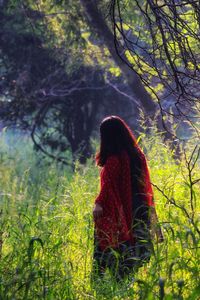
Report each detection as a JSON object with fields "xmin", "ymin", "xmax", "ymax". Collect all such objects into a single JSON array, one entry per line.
[
  {"xmin": 0, "ymin": 0, "xmax": 199, "ymax": 163},
  {"xmin": 109, "ymin": 0, "xmax": 200, "ymax": 136}
]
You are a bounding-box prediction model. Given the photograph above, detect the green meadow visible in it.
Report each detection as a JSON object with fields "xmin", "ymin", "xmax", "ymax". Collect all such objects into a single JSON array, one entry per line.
[{"xmin": 0, "ymin": 130, "xmax": 199, "ymax": 300}]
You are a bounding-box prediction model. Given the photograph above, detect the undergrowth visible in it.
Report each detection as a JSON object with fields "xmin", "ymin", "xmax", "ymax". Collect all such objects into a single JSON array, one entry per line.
[{"xmin": 0, "ymin": 130, "xmax": 199, "ymax": 299}]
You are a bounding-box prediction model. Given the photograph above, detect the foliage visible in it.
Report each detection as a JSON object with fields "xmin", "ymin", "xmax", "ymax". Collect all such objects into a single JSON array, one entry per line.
[
  {"xmin": 0, "ymin": 130, "xmax": 199, "ymax": 299},
  {"xmin": 1, "ymin": 0, "xmax": 199, "ymax": 164},
  {"xmin": 108, "ymin": 0, "xmax": 200, "ymax": 135},
  {"xmin": 0, "ymin": 0, "xmax": 138, "ymax": 163}
]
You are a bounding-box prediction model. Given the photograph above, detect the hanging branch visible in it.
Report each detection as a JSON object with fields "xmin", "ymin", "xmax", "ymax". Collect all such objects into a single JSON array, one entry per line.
[{"xmin": 109, "ymin": 0, "xmax": 200, "ymax": 136}]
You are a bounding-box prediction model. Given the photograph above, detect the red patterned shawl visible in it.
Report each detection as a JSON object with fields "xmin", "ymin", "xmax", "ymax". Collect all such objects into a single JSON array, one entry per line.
[{"xmin": 94, "ymin": 150, "xmax": 154, "ymax": 250}]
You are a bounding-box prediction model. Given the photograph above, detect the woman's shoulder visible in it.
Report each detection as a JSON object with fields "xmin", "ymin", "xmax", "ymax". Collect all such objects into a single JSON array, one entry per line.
[
  {"xmin": 105, "ymin": 149, "xmax": 144, "ymax": 165},
  {"xmin": 119, "ymin": 149, "xmax": 134, "ymax": 160},
  {"xmin": 106, "ymin": 154, "xmax": 120, "ymax": 165},
  {"xmin": 108, "ymin": 150, "xmax": 129, "ymax": 161}
]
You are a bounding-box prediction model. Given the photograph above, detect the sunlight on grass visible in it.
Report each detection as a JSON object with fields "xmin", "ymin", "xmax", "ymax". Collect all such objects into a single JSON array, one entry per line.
[{"xmin": 0, "ymin": 130, "xmax": 199, "ymax": 299}]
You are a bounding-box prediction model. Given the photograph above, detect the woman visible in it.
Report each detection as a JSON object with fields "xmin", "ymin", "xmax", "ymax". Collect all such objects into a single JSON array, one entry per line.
[{"xmin": 93, "ymin": 116, "xmax": 162, "ymax": 279}]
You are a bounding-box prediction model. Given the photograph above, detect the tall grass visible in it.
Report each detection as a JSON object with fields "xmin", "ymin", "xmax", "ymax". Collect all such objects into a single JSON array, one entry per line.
[{"xmin": 0, "ymin": 129, "xmax": 199, "ymax": 299}]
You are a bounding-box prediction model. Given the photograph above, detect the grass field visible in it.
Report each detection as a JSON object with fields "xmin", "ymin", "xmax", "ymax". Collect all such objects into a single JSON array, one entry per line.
[{"xmin": 0, "ymin": 130, "xmax": 199, "ymax": 299}]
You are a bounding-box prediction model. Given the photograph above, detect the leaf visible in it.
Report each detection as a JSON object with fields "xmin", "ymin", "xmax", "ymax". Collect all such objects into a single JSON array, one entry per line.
[{"xmin": 27, "ymin": 237, "xmax": 44, "ymax": 263}]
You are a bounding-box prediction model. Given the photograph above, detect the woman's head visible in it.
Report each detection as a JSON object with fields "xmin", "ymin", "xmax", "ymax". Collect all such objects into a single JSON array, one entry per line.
[{"xmin": 96, "ymin": 116, "xmax": 139, "ymax": 166}]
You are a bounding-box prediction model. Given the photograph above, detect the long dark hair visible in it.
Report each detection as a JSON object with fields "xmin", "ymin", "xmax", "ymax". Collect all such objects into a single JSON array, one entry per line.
[{"xmin": 96, "ymin": 116, "xmax": 142, "ymax": 167}]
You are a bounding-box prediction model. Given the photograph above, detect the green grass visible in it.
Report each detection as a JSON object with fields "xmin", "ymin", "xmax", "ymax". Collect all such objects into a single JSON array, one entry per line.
[{"xmin": 0, "ymin": 129, "xmax": 199, "ymax": 299}]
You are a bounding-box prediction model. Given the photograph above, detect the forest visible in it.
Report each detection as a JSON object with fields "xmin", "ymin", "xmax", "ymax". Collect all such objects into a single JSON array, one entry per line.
[{"xmin": 0, "ymin": 0, "xmax": 200, "ymax": 299}]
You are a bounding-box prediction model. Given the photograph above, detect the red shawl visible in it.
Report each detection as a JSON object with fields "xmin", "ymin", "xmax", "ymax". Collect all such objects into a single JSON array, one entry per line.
[{"xmin": 94, "ymin": 150, "xmax": 154, "ymax": 251}]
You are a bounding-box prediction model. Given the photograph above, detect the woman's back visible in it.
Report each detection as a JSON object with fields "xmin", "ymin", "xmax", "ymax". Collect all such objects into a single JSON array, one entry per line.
[
  {"xmin": 93, "ymin": 116, "xmax": 159, "ymax": 279},
  {"xmin": 94, "ymin": 151, "xmax": 133, "ymax": 250}
]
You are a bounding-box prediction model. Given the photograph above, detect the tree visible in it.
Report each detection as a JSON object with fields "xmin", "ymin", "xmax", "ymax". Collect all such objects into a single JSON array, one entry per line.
[
  {"xmin": 80, "ymin": 0, "xmax": 157, "ymax": 114},
  {"xmin": 1, "ymin": 0, "xmax": 199, "ymax": 165},
  {"xmin": 0, "ymin": 0, "xmax": 137, "ymax": 164},
  {"xmin": 0, "ymin": 3, "xmax": 98, "ymax": 163},
  {"xmin": 108, "ymin": 0, "xmax": 200, "ymax": 138}
]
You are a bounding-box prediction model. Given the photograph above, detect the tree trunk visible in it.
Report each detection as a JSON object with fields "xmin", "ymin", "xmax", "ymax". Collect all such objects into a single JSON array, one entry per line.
[{"xmin": 80, "ymin": 0, "xmax": 157, "ymax": 115}]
